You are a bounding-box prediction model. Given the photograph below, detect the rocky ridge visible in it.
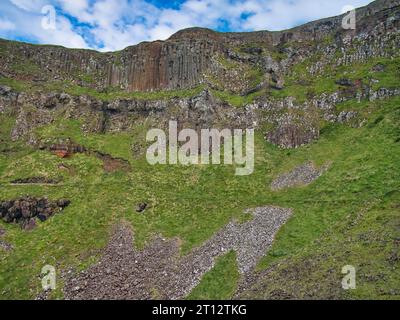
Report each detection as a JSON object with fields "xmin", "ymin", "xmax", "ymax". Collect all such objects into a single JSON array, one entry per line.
[
  {"xmin": 0, "ymin": 0, "xmax": 399, "ymax": 150},
  {"xmin": 0, "ymin": 0, "xmax": 398, "ymax": 93}
]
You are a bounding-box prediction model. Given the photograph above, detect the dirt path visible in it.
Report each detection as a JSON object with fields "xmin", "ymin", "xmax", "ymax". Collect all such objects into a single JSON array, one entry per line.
[{"xmin": 63, "ymin": 206, "xmax": 293, "ymax": 300}]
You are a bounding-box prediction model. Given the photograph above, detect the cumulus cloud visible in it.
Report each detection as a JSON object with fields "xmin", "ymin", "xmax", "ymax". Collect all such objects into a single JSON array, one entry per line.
[
  {"xmin": 0, "ymin": 0, "xmax": 374, "ymax": 51},
  {"xmin": 0, "ymin": 0, "xmax": 89, "ymax": 48},
  {"xmin": 0, "ymin": 18, "xmax": 16, "ymax": 31},
  {"xmin": 241, "ymin": 0, "xmax": 372, "ymax": 31},
  {"xmin": 9, "ymin": 0, "xmax": 48, "ymax": 12}
]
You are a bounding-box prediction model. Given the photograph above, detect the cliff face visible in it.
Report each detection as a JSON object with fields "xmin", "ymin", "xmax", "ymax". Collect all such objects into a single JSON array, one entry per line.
[
  {"xmin": 0, "ymin": 30, "xmax": 222, "ymax": 92},
  {"xmin": 0, "ymin": 0, "xmax": 399, "ymax": 149},
  {"xmin": 108, "ymin": 36, "xmax": 221, "ymax": 91},
  {"xmin": 0, "ymin": 0, "xmax": 398, "ymax": 93}
]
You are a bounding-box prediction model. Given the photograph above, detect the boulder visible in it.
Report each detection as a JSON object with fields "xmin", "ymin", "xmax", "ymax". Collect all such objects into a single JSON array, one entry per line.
[
  {"xmin": 135, "ymin": 203, "xmax": 148, "ymax": 213},
  {"xmin": 0, "ymin": 85, "xmax": 12, "ymax": 96},
  {"xmin": 371, "ymin": 63, "xmax": 385, "ymax": 72},
  {"xmin": 335, "ymin": 78, "xmax": 354, "ymax": 87},
  {"xmin": 21, "ymin": 218, "xmax": 37, "ymax": 231}
]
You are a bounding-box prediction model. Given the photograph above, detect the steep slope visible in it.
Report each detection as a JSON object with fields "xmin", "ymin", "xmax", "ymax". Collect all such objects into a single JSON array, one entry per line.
[
  {"xmin": 0, "ymin": 0, "xmax": 398, "ymax": 93},
  {"xmin": 0, "ymin": 0, "xmax": 399, "ymax": 300},
  {"xmin": 0, "ymin": 0, "xmax": 399, "ymax": 150}
]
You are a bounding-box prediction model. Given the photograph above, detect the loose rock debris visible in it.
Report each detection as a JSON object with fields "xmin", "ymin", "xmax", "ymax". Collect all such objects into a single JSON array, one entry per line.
[
  {"xmin": 64, "ymin": 206, "xmax": 292, "ymax": 300},
  {"xmin": 0, "ymin": 227, "xmax": 12, "ymax": 251},
  {"xmin": 270, "ymin": 161, "xmax": 331, "ymax": 191},
  {"xmin": 0, "ymin": 239, "xmax": 13, "ymax": 251}
]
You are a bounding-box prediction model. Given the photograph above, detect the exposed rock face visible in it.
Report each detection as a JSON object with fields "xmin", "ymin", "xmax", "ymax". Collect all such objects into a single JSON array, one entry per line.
[
  {"xmin": 0, "ymin": 197, "xmax": 71, "ymax": 230},
  {"xmin": 94, "ymin": 151, "xmax": 130, "ymax": 173},
  {"xmin": 108, "ymin": 36, "xmax": 221, "ymax": 91},
  {"xmin": 2, "ymin": 84, "xmax": 400, "ymax": 150},
  {"xmin": 0, "ymin": 30, "xmax": 221, "ymax": 93},
  {"xmin": 266, "ymin": 113, "xmax": 320, "ymax": 149},
  {"xmin": 35, "ymin": 137, "xmax": 130, "ymax": 172},
  {"xmin": 46, "ymin": 138, "xmax": 87, "ymax": 156},
  {"xmin": 0, "ymin": 0, "xmax": 399, "ymax": 150},
  {"xmin": 0, "ymin": 0, "xmax": 398, "ymax": 93}
]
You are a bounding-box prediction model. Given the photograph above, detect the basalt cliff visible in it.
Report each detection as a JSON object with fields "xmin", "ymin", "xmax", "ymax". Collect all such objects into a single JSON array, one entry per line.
[{"xmin": 0, "ymin": 0, "xmax": 399, "ymax": 150}]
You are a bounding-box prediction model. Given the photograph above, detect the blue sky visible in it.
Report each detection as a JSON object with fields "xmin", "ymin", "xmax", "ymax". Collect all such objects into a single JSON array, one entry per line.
[{"xmin": 0, "ymin": 0, "xmax": 374, "ymax": 51}]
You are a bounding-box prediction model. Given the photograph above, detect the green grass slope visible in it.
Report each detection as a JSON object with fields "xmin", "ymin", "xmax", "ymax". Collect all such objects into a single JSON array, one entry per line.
[{"xmin": 0, "ymin": 93, "xmax": 399, "ymax": 299}]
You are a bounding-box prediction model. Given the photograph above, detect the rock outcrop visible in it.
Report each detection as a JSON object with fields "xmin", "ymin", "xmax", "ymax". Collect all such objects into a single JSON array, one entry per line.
[
  {"xmin": 0, "ymin": 0, "xmax": 398, "ymax": 93},
  {"xmin": 266, "ymin": 113, "xmax": 320, "ymax": 149},
  {"xmin": 0, "ymin": 197, "xmax": 71, "ymax": 230},
  {"xmin": 0, "ymin": 0, "xmax": 399, "ymax": 150}
]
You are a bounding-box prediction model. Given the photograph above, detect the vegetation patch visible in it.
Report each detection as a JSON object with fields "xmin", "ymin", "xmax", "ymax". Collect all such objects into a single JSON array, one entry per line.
[
  {"xmin": 187, "ymin": 251, "xmax": 239, "ymax": 300},
  {"xmin": 212, "ymin": 89, "xmax": 265, "ymax": 107},
  {"xmin": 0, "ymin": 95, "xmax": 398, "ymax": 298}
]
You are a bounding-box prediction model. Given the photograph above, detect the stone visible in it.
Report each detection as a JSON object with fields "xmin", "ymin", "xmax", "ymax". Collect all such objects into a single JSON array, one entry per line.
[
  {"xmin": 37, "ymin": 214, "xmax": 48, "ymax": 222},
  {"xmin": 10, "ymin": 177, "xmax": 61, "ymax": 185},
  {"xmin": 266, "ymin": 113, "xmax": 320, "ymax": 149},
  {"xmin": 371, "ymin": 63, "xmax": 385, "ymax": 72},
  {"xmin": 335, "ymin": 78, "xmax": 354, "ymax": 87},
  {"xmin": 22, "ymin": 218, "xmax": 37, "ymax": 231},
  {"xmin": 0, "ymin": 0, "xmax": 397, "ymax": 95},
  {"xmin": 64, "ymin": 206, "xmax": 293, "ymax": 299},
  {"xmin": 337, "ymin": 111, "xmax": 358, "ymax": 123},
  {"xmin": 0, "ymin": 85, "xmax": 12, "ymax": 96},
  {"xmin": 0, "ymin": 240, "xmax": 13, "ymax": 251},
  {"xmin": 57, "ymin": 199, "xmax": 71, "ymax": 208},
  {"xmin": 135, "ymin": 203, "xmax": 148, "ymax": 213}
]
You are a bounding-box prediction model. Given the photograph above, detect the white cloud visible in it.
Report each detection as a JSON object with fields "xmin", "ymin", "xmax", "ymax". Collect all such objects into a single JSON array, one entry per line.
[
  {"xmin": 0, "ymin": 18, "xmax": 16, "ymax": 31},
  {"xmin": 37, "ymin": 15, "xmax": 90, "ymax": 48},
  {"xmin": 1, "ymin": 0, "xmax": 375, "ymax": 51},
  {"xmin": 0, "ymin": 0, "xmax": 89, "ymax": 48},
  {"xmin": 58, "ymin": 0, "xmax": 91, "ymax": 22},
  {"xmin": 241, "ymin": 0, "xmax": 374, "ymax": 31},
  {"xmin": 9, "ymin": 0, "xmax": 48, "ymax": 12}
]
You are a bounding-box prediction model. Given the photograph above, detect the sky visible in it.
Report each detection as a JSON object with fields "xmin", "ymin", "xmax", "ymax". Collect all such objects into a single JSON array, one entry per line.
[{"xmin": 0, "ymin": 0, "xmax": 374, "ymax": 52}]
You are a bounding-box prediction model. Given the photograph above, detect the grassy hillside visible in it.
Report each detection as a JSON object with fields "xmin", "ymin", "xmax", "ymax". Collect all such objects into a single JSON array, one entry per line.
[
  {"xmin": 0, "ymin": 89, "xmax": 399, "ymax": 299},
  {"xmin": 194, "ymin": 96, "xmax": 400, "ymax": 300}
]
